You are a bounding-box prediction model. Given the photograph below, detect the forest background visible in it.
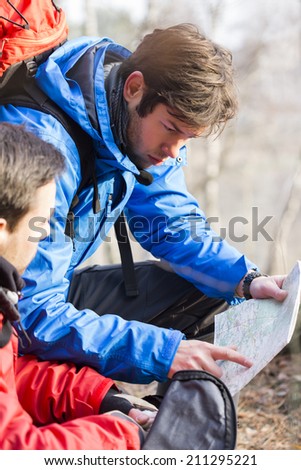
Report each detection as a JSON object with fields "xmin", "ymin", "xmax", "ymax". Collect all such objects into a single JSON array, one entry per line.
[{"xmin": 57, "ymin": 0, "xmax": 301, "ymax": 449}]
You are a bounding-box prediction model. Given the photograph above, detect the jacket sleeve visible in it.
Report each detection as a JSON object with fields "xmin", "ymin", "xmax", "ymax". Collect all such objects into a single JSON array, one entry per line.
[
  {"xmin": 0, "ymin": 393, "xmax": 142, "ymax": 450},
  {"xmin": 0, "ymin": 106, "xmax": 183, "ymax": 384},
  {"xmin": 0, "ymin": 340, "xmax": 141, "ymax": 450},
  {"xmin": 15, "ymin": 356, "xmax": 115, "ymax": 424},
  {"xmin": 126, "ymin": 152, "xmax": 258, "ymax": 305}
]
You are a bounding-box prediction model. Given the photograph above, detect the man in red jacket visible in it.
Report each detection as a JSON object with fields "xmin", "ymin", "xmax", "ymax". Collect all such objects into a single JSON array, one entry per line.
[{"xmin": 0, "ymin": 123, "xmax": 154, "ymax": 450}]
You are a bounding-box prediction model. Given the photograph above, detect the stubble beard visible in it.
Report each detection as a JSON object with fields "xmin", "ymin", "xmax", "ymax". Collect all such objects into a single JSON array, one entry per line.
[{"xmin": 125, "ymin": 107, "xmax": 150, "ymax": 170}]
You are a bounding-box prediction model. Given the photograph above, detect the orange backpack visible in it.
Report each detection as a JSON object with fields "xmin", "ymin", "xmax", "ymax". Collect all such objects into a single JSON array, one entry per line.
[{"xmin": 0, "ymin": 0, "xmax": 68, "ymax": 78}]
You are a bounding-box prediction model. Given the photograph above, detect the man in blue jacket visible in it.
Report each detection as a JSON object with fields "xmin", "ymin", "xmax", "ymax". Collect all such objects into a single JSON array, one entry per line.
[{"xmin": 0, "ymin": 20, "xmax": 286, "ymax": 385}]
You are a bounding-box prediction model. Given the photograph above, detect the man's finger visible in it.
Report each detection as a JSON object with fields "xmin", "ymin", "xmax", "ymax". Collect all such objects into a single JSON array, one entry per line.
[{"xmin": 213, "ymin": 346, "xmax": 253, "ymax": 368}]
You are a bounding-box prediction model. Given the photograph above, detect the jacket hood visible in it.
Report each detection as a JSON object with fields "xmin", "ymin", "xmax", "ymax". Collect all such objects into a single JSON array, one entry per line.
[{"xmin": 35, "ymin": 36, "xmax": 139, "ymax": 174}]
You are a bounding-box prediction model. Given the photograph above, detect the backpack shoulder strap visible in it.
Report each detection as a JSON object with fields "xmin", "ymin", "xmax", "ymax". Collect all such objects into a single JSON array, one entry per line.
[
  {"xmin": 114, "ymin": 212, "xmax": 139, "ymax": 297},
  {"xmin": 0, "ymin": 59, "xmax": 99, "ymax": 215},
  {"xmin": 0, "ymin": 60, "xmax": 95, "ymax": 196}
]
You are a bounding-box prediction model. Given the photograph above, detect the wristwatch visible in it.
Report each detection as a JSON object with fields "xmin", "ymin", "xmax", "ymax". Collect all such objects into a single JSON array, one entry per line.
[{"xmin": 242, "ymin": 269, "xmax": 267, "ymax": 300}]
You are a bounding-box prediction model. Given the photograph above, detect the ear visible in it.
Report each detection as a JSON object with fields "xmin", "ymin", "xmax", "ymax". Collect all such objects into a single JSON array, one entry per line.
[
  {"xmin": 0, "ymin": 218, "xmax": 9, "ymax": 249},
  {"xmin": 123, "ymin": 71, "xmax": 145, "ymax": 104}
]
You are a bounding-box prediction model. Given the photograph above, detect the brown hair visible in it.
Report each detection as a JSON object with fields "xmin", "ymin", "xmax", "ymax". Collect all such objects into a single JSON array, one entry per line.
[
  {"xmin": 120, "ymin": 23, "xmax": 238, "ymax": 135},
  {"xmin": 0, "ymin": 123, "xmax": 65, "ymax": 230}
]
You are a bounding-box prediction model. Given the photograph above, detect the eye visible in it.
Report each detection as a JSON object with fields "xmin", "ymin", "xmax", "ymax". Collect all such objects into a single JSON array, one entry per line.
[{"xmin": 164, "ymin": 124, "xmax": 176, "ymax": 133}]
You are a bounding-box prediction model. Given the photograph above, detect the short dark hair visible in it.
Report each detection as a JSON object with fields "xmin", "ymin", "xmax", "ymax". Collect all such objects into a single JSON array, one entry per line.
[
  {"xmin": 120, "ymin": 23, "xmax": 238, "ymax": 135},
  {"xmin": 0, "ymin": 123, "xmax": 65, "ymax": 230}
]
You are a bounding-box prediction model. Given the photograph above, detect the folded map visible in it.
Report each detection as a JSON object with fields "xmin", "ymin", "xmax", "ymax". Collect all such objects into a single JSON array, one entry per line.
[{"xmin": 214, "ymin": 260, "xmax": 301, "ymax": 395}]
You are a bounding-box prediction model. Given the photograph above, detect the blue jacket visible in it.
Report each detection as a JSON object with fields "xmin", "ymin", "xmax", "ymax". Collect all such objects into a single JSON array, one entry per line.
[{"xmin": 0, "ymin": 37, "xmax": 256, "ymax": 383}]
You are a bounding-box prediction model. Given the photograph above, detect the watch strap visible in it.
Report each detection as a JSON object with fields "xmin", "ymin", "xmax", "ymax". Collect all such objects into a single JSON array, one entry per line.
[{"xmin": 242, "ymin": 270, "xmax": 267, "ymax": 300}]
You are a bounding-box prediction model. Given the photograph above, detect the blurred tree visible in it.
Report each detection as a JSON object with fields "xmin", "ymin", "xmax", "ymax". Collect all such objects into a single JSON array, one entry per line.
[{"xmin": 84, "ymin": 0, "xmax": 98, "ymax": 36}]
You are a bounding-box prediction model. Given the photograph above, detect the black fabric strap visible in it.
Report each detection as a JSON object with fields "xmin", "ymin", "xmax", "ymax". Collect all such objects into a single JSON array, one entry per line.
[
  {"xmin": 0, "ymin": 316, "xmax": 13, "ymax": 348},
  {"xmin": 114, "ymin": 212, "xmax": 139, "ymax": 297},
  {"xmin": 0, "ymin": 257, "xmax": 24, "ymax": 348}
]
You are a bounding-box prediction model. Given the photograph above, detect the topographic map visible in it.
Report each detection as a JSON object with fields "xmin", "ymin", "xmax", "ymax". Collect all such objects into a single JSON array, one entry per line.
[{"xmin": 214, "ymin": 260, "xmax": 301, "ymax": 396}]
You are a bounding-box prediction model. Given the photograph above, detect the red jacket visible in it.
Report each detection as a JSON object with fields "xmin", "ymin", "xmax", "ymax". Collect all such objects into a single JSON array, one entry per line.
[{"xmin": 0, "ymin": 315, "xmax": 141, "ymax": 450}]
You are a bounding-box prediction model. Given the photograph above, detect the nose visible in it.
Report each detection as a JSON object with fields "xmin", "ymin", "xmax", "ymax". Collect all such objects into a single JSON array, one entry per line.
[{"xmin": 161, "ymin": 140, "xmax": 184, "ymax": 159}]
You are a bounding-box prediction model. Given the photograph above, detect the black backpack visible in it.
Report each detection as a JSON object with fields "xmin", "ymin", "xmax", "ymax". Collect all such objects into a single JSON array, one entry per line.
[{"xmin": 143, "ymin": 370, "xmax": 237, "ymax": 450}]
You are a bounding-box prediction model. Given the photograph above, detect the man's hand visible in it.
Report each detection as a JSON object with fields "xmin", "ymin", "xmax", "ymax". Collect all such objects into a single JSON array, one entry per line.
[
  {"xmin": 249, "ymin": 275, "xmax": 287, "ymax": 301},
  {"xmin": 236, "ymin": 272, "xmax": 287, "ymax": 301},
  {"xmin": 129, "ymin": 408, "xmax": 157, "ymax": 431},
  {"xmin": 168, "ymin": 340, "xmax": 253, "ymax": 379}
]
